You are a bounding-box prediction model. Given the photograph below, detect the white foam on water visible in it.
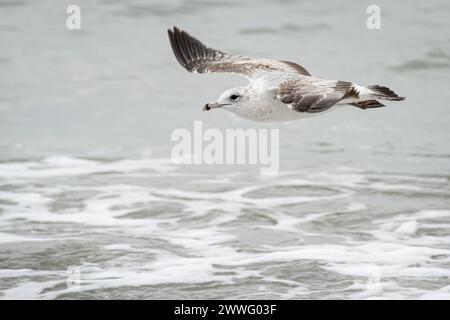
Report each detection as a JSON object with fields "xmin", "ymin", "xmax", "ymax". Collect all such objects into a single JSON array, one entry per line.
[
  {"xmin": 395, "ymin": 221, "xmax": 418, "ymax": 235},
  {"xmin": 1, "ymin": 280, "xmax": 62, "ymax": 300},
  {"xmin": 0, "ymin": 156, "xmax": 449, "ymax": 299},
  {"xmin": 0, "ymin": 232, "xmax": 53, "ymax": 244},
  {"xmin": 0, "ymin": 156, "xmax": 175, "ymax": 180}
]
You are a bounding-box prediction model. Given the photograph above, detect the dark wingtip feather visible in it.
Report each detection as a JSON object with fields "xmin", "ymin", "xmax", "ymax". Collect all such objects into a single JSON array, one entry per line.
[
  {"xmin": 167, "ymin": 26, "xmax": 189, "ymax": 67},
  {"xmin": 167, "ymin": 26, "xmax": 216, "ymax": 73}
]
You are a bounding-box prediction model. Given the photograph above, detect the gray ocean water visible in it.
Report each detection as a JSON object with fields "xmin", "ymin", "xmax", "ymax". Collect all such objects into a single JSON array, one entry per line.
[{"xmin": 1, "ymin": 0, "xmax": 450, "ymax": 299}]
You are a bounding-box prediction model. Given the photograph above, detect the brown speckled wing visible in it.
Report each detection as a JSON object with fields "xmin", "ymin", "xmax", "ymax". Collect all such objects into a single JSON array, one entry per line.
[
  {"xmin": 277, "ymin": 80, "xmax": 358, "ymax": 113},
  {"xmin": 167, "ymin": 26, "xmax": 312, "ymax": 79}
]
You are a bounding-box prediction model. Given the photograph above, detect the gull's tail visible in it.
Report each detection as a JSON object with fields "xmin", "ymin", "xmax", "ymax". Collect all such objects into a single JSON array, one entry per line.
[
  {"xmin": 348, "ymin": 84, "xmax": 406, "ymax": 109},
  {"xmin": 366, "ymin": 85, "xmax": 406, "ymax": 101}
]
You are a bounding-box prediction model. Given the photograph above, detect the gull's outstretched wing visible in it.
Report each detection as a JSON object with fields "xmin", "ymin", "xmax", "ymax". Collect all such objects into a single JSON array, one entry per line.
[
  {"xmin": 167, "ymin": 26, "xmax": 311, "ymax": 80},
  {"xmin": 277, "ymin": 79, "xmax": 358, "ymax": 113}
]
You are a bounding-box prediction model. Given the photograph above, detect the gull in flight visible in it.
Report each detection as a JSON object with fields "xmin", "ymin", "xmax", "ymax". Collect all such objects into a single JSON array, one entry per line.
[{"xmin": 168, "ymin": 26, "xmax": 405, "ymax": 122}]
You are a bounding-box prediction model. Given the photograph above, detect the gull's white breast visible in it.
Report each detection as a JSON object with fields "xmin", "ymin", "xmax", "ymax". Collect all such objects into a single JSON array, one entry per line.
[{"xmin": 231, "ymin": 73, "xmax": 319, "ymax": 122}]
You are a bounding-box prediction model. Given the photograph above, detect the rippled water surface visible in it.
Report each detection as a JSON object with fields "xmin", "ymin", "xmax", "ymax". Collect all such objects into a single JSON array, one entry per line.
[{"xmin": 1, "ymin": 0, "xmax": 450, "ymax": 299}]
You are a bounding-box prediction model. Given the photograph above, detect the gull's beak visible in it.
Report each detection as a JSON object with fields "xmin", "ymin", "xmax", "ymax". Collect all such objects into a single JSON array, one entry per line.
[{"xmin": 203, "ymin": 102, "xmax": 228, "ymax": 111}]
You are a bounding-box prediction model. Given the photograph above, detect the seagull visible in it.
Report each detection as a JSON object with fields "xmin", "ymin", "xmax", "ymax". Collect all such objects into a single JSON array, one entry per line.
[{"xmin": 167, "ymin": 26, "xmax": 405, "ymax": 122}]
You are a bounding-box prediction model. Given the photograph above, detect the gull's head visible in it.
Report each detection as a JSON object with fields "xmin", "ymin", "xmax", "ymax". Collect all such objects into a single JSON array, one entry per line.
[{"xmin": 203, "ymin": 87, "xmax": 249, "ymax": 112}]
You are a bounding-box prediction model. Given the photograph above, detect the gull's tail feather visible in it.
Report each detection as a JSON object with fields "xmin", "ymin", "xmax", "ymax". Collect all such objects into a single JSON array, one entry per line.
[
  {"xmin": 367, "ymin": 85, "xmax": 406, "ymax": 101},
  {"xmin": 349, "ymin": 100, "xmax": 385, "ymax": 109},
  {"xmin": 347, "ymin": 84, "xmax": 405, "ymax": 110}
]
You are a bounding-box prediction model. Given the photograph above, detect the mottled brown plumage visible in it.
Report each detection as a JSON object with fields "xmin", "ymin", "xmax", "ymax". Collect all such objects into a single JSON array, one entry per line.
[
  {"xmin": 167, "ymin": 26, "xmax": 311, "ymax": 79},
  {"xmin": 277, "ymin": 79, "xmax": 358, "ymax": 113}
]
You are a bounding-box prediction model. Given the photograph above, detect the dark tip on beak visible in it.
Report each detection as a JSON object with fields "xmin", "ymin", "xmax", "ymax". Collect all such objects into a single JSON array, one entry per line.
[{"xmin": 203, "ymin": 102, "xmax": 227, "ymax": 111}]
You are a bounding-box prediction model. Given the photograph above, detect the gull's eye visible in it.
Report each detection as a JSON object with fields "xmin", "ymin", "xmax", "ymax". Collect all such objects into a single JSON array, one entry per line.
[{"xmin": 230, "ymin": 94, "xmax": 240, "ymax": 101}]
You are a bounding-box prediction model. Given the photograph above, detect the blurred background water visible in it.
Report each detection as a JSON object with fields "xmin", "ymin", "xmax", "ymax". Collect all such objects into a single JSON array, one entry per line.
[{"xmin": 0, "ymin": 0, "xmax": 450, "ymax": 299}]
